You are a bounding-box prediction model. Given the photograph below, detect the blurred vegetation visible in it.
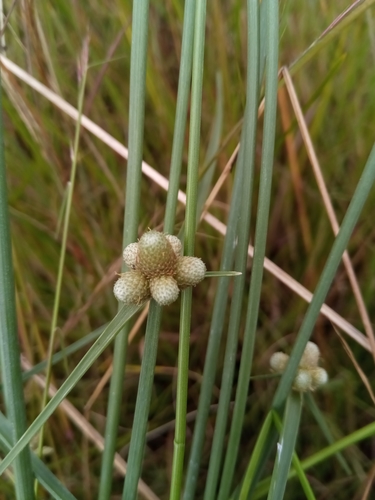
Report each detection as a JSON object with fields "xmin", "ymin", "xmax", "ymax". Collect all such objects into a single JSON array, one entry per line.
[{"xmin": 1, "ymin": 0, "xmax": 375, "ymax": 498}]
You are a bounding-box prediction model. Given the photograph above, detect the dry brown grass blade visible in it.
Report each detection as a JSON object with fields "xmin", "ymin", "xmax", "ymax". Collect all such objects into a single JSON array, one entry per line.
[
  {"xmin": 62, "ymin": 256, "xmax": 122, "ymax": 336},
  {"xmin": 200, "ymin": 142, "xmax": 240, "ymax": 222},
  {"xmin": 333, "ymin": 326, "xmax": 375, "ymax": 406},
  {"xmin": 20, "ymin": 355, "xmax": 160, "ymax": 500},
  {"xmin": 1, "ymin": 55, "xmax": 370, "ymax": 352},
  {"xmin": 84, "ymin": 303, "xmax": 150, "ymax": 413},
  {"xmin": 360, "ymin": 463, "xmax": 375, "ymax": 500},
  {"xmin": 278, "ymin": 85, "xmax": 312, "ymax": 252},
  {"xmin": 282, "ymin": 66, "xmax": 375, "ymax": 361}
]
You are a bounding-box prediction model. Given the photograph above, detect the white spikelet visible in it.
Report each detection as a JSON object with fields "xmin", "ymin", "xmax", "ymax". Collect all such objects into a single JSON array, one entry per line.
[
  {"xmin": 165, "ymin": 235, "xmax": 182, "ymax": 257},
  {"xmin": 270, "ymin": 352, "xmax": 289, "ymax": 373},
  {"xmin": 113, "ymin": 272, "xmax": 150, "ymax": 305},
  {"xmin": 150, "ymin": 275, "xmax": 179, "ymax": 306},
  {"xmin": 300, "ymin": 341, "xmax": 320, "ymax": 369},
  {"xmin": 123, "ymin": 242, "xmax": 139, "ymax": 269},
  {"xmin": 175, "ymin": 257, "xmax": 206, "ymax": 288}
]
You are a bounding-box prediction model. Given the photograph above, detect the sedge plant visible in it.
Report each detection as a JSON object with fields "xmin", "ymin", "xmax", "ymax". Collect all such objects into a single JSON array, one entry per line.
[{"xmin": 1, "ymin": 1, "xmax": 375, "ymax": 500}]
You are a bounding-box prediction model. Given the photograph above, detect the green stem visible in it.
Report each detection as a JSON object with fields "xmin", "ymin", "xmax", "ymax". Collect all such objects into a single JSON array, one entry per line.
[
  {"xmin": 203, "ymin": 1, "xmax": 259, "ymax": 497},
  {"xmin": 218, "ymin": 0, "xmax": 279, "ymax": 497},
  {"xmin": 99, "ymin": 0, "xmax": 150, "ymax": 497},
  {"xmin": 239, "ymin": 412, "xmax": 274, "ymax": 500},
  {"xmin": 170, "ymin": 1, "xmax": 207, "ymax": 498},
  {"xmin": 36, "ymin": 59, "xmax": 87, "ymax": 479},
  {"xmin": 254, "ymin": 420, "xmax": 375, "ymax": 499},
  {"xmin": 0, "ymin": 304, "xmax": 141, "ymax": 475},
  {"xmin": 164, "ymin": 0, "xmax": 196, "ymax": 235},
  {"xmin": 272, "ymin": 143, "xmax": 375, "ymax": 412},
  {"xmin": 122, "ymin": 302, "xmax": 162, "ymax": 500},
  {"xmin": 0, "ymin": 66, "xmax": 35, "ymax": 500},
  {"xmin": 267, "ymin": 394, "xmax": 303, "ymax": 500}
]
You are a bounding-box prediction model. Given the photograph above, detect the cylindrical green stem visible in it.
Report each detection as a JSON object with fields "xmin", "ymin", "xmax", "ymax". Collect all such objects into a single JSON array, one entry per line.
[
  {"xmin": 267, "ymin": 394, "xmax": 303, "ymax": 500},
  {"xmin": 218, "ymin": 0, "xmax": 279, "ymax": 497},
  {"xmin": 36, "ymin": 62, "xmax": 87, "ymax": 491},
  {"xmin": 99, "ymin": 1, "xmax": 150, "ymax": 497},
  {"xmin": 164, "ymin": 0, "xmax": 196, "ymax": 235},
  {"xmin": 122, "ymin": 301, "xmax": 162, "ymax": 500},
  {"xmin": 203, "ymin": 1, "xmax": 259, "ymax": 497},
  {"xmin": 170, "ymin": 1, "xmax": 207, "ymax": 498}
]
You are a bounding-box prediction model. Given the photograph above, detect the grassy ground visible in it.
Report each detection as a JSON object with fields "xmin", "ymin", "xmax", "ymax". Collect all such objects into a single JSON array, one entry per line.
[{"xmin": 1, "ymin": 1, "xmax": 375, "ymax": 499}]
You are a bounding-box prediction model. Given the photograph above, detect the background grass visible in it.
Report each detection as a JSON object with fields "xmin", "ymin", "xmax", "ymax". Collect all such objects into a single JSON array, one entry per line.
[{"xmin": 1, "ymin": 0, "xmax": 375, "ymax": 499}]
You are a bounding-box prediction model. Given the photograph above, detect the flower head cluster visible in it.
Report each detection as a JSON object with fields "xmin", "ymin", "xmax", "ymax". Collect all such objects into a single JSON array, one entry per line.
[
  {"xmin": 270, "ymin": 341, "xmax": 328, "ymax": 392},
  {"xmin": 114, "ymin": 230, "xmax": 206, "ymax": 306}
]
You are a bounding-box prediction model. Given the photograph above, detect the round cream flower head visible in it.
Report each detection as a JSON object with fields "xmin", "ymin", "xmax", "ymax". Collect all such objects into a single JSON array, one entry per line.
[
  {"xmin": 114, "ymin": 230, "xmax": 206, "ymax": 307},
  {"xmin": 270, "ymin": 341, "xmax": 328, "ymax": 393}
]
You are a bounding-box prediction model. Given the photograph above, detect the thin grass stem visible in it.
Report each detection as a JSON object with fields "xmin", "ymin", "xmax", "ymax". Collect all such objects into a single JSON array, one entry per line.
[
  {"xmin": 99, "ymin": 1, "xmax": 150, "ymax": 497},
  {"xmin": 122, "ymin": 301, "xmax": 162, "ymax": 499},
  {"xmin": 272, "ymin": 143, "xmax": 375, "ymax": 412},
  {"xmin": 170, "ymin": 1, "xmax": 207, "ymax": 497},
  {"xmin": 203, "ymin": 1, "xmax": 260, "ymax": 497},
  {"xmin": 267, "ymin": 394, "xmax": 303, "ymax": 500},
  {"xmin": 36, "ymin": 51, "xmax": 88, "ymax": 485},
  {"xmin": 239, "ymin": 412, "xmax": 274, "ymax": 500},
  {"xmin": 120, "ymin": 1, "xmax": 197, "ymax": 497},
  {"xmin": 164, "ymin": 0, "xmax": 196, "ymax": 235},
  {"xmin": 218, "ymin": 0, "xmax": 279, "ymax": 497}
]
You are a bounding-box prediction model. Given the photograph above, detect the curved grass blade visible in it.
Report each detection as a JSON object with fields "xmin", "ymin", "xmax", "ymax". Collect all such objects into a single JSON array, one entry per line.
[{"xmin": 0, "ymin": 303, "xmax": 141, "ymax": 475}]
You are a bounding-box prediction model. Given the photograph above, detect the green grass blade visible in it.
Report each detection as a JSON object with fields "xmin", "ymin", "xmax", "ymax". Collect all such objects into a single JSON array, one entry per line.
[
  {"xmin": 122, "ymin": 1, "xmax": 197, "ymax": 496},
  {"xmin": 267, "ymin": 394, "xmax": 303, "ymax": 500},
  {"xmin": 170, "ymin": 1, "xmax": 207, "ymax": 498},
  {"xmin": 239, "ymin": 411, "xmax": 274, "ymax": 500},
  {"xmin": 272, "ymin": 143, "xmax": 375, "ymax": 412},
  {"xmin": 203, "ymin": 1, "xmax": 260, "ymax": 497},
  {"xmin": 305, "ymin": 393, "xmax": 351, "ymax": 474},
  {"xmin": 36, "ymin": 45, "xmax": 88, "ymax": 475},
  {"xmin": 269, "ymin": 399, "xmax": 315, "ymax": 500},
  {"xmin": 0, "ymin": 304, "xmax": 141, "ymax": 475},
  {"xmin": 290, "ymin": 0, "xmax": 375, "ymax": 77},
  {"xmin": 21, "ymin": 324, "xmax": 107, "ymax": 382},
  {"xmin": 218, "ymin": 0, "xmax": 279, "ymax": 496},
  {"xmin": 164, "ymin": 0, "xmax": 196, "ymax": 235},
  {"xmin": 254, "ymin": 420, "xmax": 375, "ymax": 499},
  {"xmin": 122, "ymin": 301, "xmax": 162, "ymax": 499},
  {"xmin": 99, "ymin": 0, "xmax": 150, "ymax": 497},
  {"xmin": 0, "ymin": 413, "xmax": 76, "ymax": 500},
  {"xmin": 182, "ymin": 72, "xmax": 250, "ymax": 500},
  {"xmin": 195, "ymin": 71, "xmax": 223, "ymax": 223},
  {"xmin": 0, "ymin": 70, "xmax": 35, "ymax": 499}
]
